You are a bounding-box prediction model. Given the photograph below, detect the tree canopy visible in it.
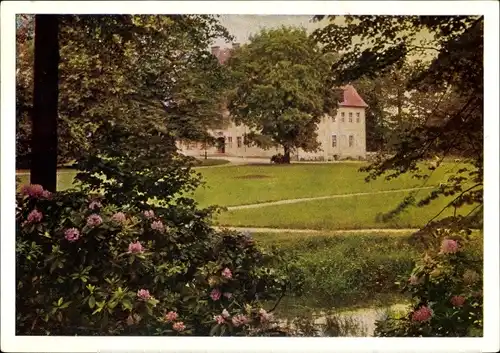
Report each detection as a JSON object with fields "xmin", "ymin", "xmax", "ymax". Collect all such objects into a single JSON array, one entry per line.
[
  {"xmin": 312, "ymin": 15, "xmax": 483, "ymax": 233},
  {"xmin": 226, "ymin": 27, "xmax": 338, "ymax": 163},
  {"xmin": 16, "ymin": 15, "xmax": 233, "ymax": 171}
]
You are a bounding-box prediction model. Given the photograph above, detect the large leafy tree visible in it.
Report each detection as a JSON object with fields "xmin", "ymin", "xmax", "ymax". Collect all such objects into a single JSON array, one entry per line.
[
  {"xmin": 312, "ymin": 16, "xmax": 483, "ymax": 234},
  {"xmin": 16, "ymin": 15, "xmax": 232, "ymax": 188},
  {"xmin": 226, "ymin": 27, "xmax": 338, "ymax": 163}
]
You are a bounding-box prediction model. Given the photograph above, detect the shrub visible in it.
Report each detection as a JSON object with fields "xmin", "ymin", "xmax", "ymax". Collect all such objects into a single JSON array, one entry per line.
[
  {"xmin": 374, "ymin": 230, "xmax": 483, "ymax": 337},
  {"xmin": 16, "ymin": 185, "xmax": 291, "ymax": 336},
  {"xmin": 270, "ymin": 154, "xmax": 286, "ymax": 164},
  {"xmin": 16, "ymin": 122, "xmax": 291, "ymax": 336}
]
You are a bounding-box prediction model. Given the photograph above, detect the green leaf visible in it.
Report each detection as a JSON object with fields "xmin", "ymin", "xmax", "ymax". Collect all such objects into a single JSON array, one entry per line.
[{"xmin": 88, "ymin": 296, "xmax": 96, "ymax": 309}]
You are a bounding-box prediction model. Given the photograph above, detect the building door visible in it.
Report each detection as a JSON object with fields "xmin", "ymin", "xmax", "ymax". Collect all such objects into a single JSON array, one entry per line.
[{"xmin": 216, "ymin": 137, "xmax": 225, "ymax": 153}]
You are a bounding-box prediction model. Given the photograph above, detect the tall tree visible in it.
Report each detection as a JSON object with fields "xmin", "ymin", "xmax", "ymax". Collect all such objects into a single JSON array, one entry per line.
[
  {"xmin": 226, "ymin": 27, "xmax": 338, "ymax": 163},
  {"xmin": 16, "ymin": 15, "xmax": 232, "ymax": 185},
  {"xmin": 30, "ymin": 15, "xmax": 59, "ymax": 191},
  {"xmin": 312, "ymin": 16, "xmax": 483, "ymax": 234}
]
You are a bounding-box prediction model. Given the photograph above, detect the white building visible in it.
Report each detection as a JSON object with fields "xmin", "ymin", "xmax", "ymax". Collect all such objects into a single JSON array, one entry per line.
[{"xmin": 177, "ymin": 45, "xmax": 368, "ymax": 161}]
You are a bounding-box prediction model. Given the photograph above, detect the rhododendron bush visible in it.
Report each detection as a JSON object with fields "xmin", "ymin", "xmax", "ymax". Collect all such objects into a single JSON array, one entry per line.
[
  {"xmin": 374, "ymin": 230, "xmax": 483, "ymax": 337},
  {"xmin": 16, "ymin": 184, "xmax": 291, "ymax": 336}
]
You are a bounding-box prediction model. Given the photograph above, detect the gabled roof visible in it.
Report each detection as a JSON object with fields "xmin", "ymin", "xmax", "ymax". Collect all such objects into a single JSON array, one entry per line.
[{"xmin": 339, "ymin": 85, "xmax": 368, "ymax": 108}]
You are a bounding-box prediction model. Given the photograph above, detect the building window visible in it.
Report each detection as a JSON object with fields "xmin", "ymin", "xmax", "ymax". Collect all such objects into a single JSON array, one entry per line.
[
  {"xmin": 356, "ymin": 112, "xmax": 360, "ymax": 117},
  {"xmin": 356, "ymin": 117, "xmax": 360, "ymax": 123},
  {"xmin": 349, "ymin": 116, "xmax": 353, "ymax": 123},
  {"xmin": 332, "ymin": 116, "xmax": 336, "ymax": 122},
  {"xmin": 341, "ymin": 112, "xmax": 345, "ymax": 117},
  {"xmin": 237, "ymin": 136, "xmax": 242, "ymax": 148},
  {"xmin": 356, "ymin": 112, "xmax": 361, "ymax": 123},
  {"xmin": 341, "ymin": 117, "xmax": 345, "ymax": 122},
  {"xmin": 349, "ymin": 112, "xmax": 353, "ymax": 118},
  {"xmin": 349, "ymin": 135, "xmax": 354, "ymax": 147},
  {"xmin": 332, "ymin": 134, "xmax": 337, "ymax": 148},
  {"xmin": 227, "ymin": 136, "xmax": 232, "ymax": 148}
]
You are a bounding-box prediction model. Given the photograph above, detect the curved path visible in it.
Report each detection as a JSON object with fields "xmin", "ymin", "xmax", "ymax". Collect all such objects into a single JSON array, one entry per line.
[
  {"xmin": 226, "ymin": 186, "xmax": 435, "ymax": 211},
  {"xmin": 215, "ymin": 226, "xmax": 419, "ymax": 234}
]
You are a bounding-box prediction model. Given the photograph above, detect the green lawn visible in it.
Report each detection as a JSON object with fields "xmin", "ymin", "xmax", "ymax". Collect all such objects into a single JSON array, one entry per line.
[
  {"xmin": 192, "ymin": 162, "xmax": 466, "ymax": 208},
  {"xmin": 215, "ymin": 190, "xmax": 477, "ymax": 230}
]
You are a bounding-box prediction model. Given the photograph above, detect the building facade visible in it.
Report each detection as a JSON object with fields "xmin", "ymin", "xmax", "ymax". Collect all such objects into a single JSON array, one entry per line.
[{"xmin": 177, "ymin": 44, "xmax": 369, "ymax": 161}]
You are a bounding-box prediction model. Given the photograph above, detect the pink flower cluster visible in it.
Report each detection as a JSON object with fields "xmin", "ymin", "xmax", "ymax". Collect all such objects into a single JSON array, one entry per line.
[
  {"xmin": 223, "ymin": 292, "xmax": 232, "ymax": 299},
  {"xmin": 143, "ymin": 210, "xmax": 155, "ymax": 219},
  {"xmin": 440, "ymin": 239, "xmax": 459, "ymax": 254},
  {"xmin": 450, "ymin": 295, "xmax": 466, "ymax": 307},
  {"xmin": 172, "ymin": 322, "xmax": 186, "ymax": 332},
  {"xmin": 411, "ymin": 306, "xmax": 433, "ymax": 322},
  {"xmin": 137, "ymin": 289, "xmax": 151, "ymax": 301},
  {"xmin": 259, "ymin": 308, "xmax": 273, "ymax": 323},
  {"xmin": 165, "ymin": 311, "xmax": 178, "ymax": 322},
  {"xmin": 231, "ymin": 314, "xmax": 250, "ymax": 327},
  {"xmin": 64, "ymin": 228, "xmax": 80, "ymax": 242},
  {"xmin": 27, "ymin": 209, "xmax": 43, "ymax": 224},
  {"xmin": 214, "ymin": 315, "xmax": 225, "ymax": 324},
  {"xmin": 210, "ymin": 289, "xmax": 221, "ymax": 301},
  {"xmin": 221, "ymin": 268, "xmax": 232, "ymax": 279},
  {"xmin": 151, "ymin": 220, "xmax": 164, "ymax": 232},
  {"xmin": 86, "ymin": 214, "xmax": 103, "ymax": 228},
  {"xmin": 409, "ymin": 275, "xmax": 420, "ymax": 285},
  {"xmin": 111, "ymin": 212, "xmax": 126, "ymax": 224},
  {"xmin": 20, "ymin": 184, "xmax": 51, "ymax": 199},
  {"xmin": 128, "ymin": 241, "xmax": 144, "ymax": 254}
]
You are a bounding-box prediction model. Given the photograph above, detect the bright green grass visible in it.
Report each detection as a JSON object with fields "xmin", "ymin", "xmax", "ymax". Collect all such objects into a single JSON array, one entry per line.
[
  {"xmin": 192, "ymin": 162, "xmax": 467, "ymax": 208},
  {"xmin": 216, "ymin": 190, "xmax": 477, "ymax": 230},
  {"xmin": 16, "ymin": 170, "xmax": 78, "ymax": 191}
]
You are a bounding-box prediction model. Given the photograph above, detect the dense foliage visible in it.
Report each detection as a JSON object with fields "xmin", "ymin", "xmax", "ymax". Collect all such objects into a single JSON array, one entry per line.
[
  {"xmin": 16, "ymin": 15, "xmax": 233, "ymax": 169},
  {"xmin": 16, "ymin": 182, "xmax": 291, "ymax": 336},
  {"xmin": 312, "ymin": 15, "xmax": 483, "ymax": 233},
  {"xmin": 375, "ymin": 231, "xmax": 483, "ymax": 337},
  {"xmin": 226, "ymin": 27, "xmax": 339, "ymax": 163}
]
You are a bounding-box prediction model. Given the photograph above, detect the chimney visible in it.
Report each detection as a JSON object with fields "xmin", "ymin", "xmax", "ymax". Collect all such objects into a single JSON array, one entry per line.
[
  {"xmin": 232, "ymin": 42, "xmax": 240, "ymax": 49},
  {"xmin": 211, "ymin": 46, "xmax": 220, "ymax": 56}
]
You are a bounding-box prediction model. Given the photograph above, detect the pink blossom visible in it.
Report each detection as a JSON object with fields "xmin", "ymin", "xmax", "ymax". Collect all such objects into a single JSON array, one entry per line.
[
  {"xmin": 151, "ymin": 220, "xmax": 164, "ymax": 232},
  {"xmin": 111, "ymin": 212, "xmax": 126, "ymax": 224},
  {"xmin": 450, "ymin": 295, "xmax": 466, "ymax": 307},
  {"xmin": 143, "ymin": 210, "xmax": 155, "ymax": 219},
  {"xmin": 64, "ymin": 228, "xmax": 80, "ymax": 242},
  {"xmin": 20, "ymin": 184, "xmax": 45, "ymax": 198},
  {"xmin": 223, "ymin": 292, "xmax": 232, "ymax": 299},
  {"xmin": 409, "ymin": 275, "xmax": 419, "ymax": 285},
  {"xmin": 221, "ymin": 309, "xmax": 230, "ymax": 319},
  {"xmin": 259, "ymin": 308, "xmax": 273, "ymax": 323},
  {"xmin": 221, "ymin": 268, "xmax": 232, "ymax": 279},
  {"xmin": 214, "ymin": 315, "xmax": 225, "ymax": 324},
  {"xmin": 88, "ymin": 201, "xmax": 102, "ymax": 210},
  {"xmin": 165, "ymin": 311, "xmax": 178, "ymax": 322},
  {"xmin": 86, "ymin": 214, "xmax": 102, "ymax": 227},
  {"xmin": 41, "ymin": 190, "xmax": 52, "ymax": 199},
  {"xmin": 137, "ymin": 289, "xmax": 151, "ymax": 301},
  {"xmin": 172, "ymin": 321, "xmax": 186, "ymax": 332},
  {"xmin": 27, "ymin": 209, "xmax": 43, "ymax": 223},
  {"xmin": 411, "ymin": 306, "xmax": 433, "ymax": 322},
  {"xmin": 440, "ymin": 239, "xmax": 459, "ymax": 254},
  {"xmin": 128, "ymin": 241, "xmax": 144, "ymax": 254},
  {"xmin": 231, "ymin": 314, "xmax": 249, "ymax": 327},
  {"xmin": 210, "ymin": 289, "xmax": 221, "ymax": 301}
]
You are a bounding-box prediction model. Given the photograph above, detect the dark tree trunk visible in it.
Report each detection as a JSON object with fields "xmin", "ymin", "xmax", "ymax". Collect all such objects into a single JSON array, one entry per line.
[
  {"xmin": 283, "ymin": 145, "xmax": 291, "ymax": 164},
  {"xmin": 31, "ymin": 15, "xmax": 59, "ymax": 192}
]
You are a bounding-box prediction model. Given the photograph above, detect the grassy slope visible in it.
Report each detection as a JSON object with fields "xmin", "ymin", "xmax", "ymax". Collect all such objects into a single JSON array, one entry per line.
[
  {"xmin": 216, "ymin": 190, "xmax": 477, "ymax": 230},
  {"xmin": 192, "ymin": 162, "xmax": 466, "ymax": 208}
]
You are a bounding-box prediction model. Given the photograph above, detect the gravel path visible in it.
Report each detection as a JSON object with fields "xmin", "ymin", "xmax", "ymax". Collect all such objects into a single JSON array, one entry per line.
[{"xmin": 225, "ymin": 186, "xmax": 435, "ymax": 211}]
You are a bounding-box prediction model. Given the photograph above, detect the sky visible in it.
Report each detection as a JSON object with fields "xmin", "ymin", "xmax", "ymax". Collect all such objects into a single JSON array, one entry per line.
[{"xmin": 212, "ymin": 15, "xmax": 328, "ymax": 47}]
